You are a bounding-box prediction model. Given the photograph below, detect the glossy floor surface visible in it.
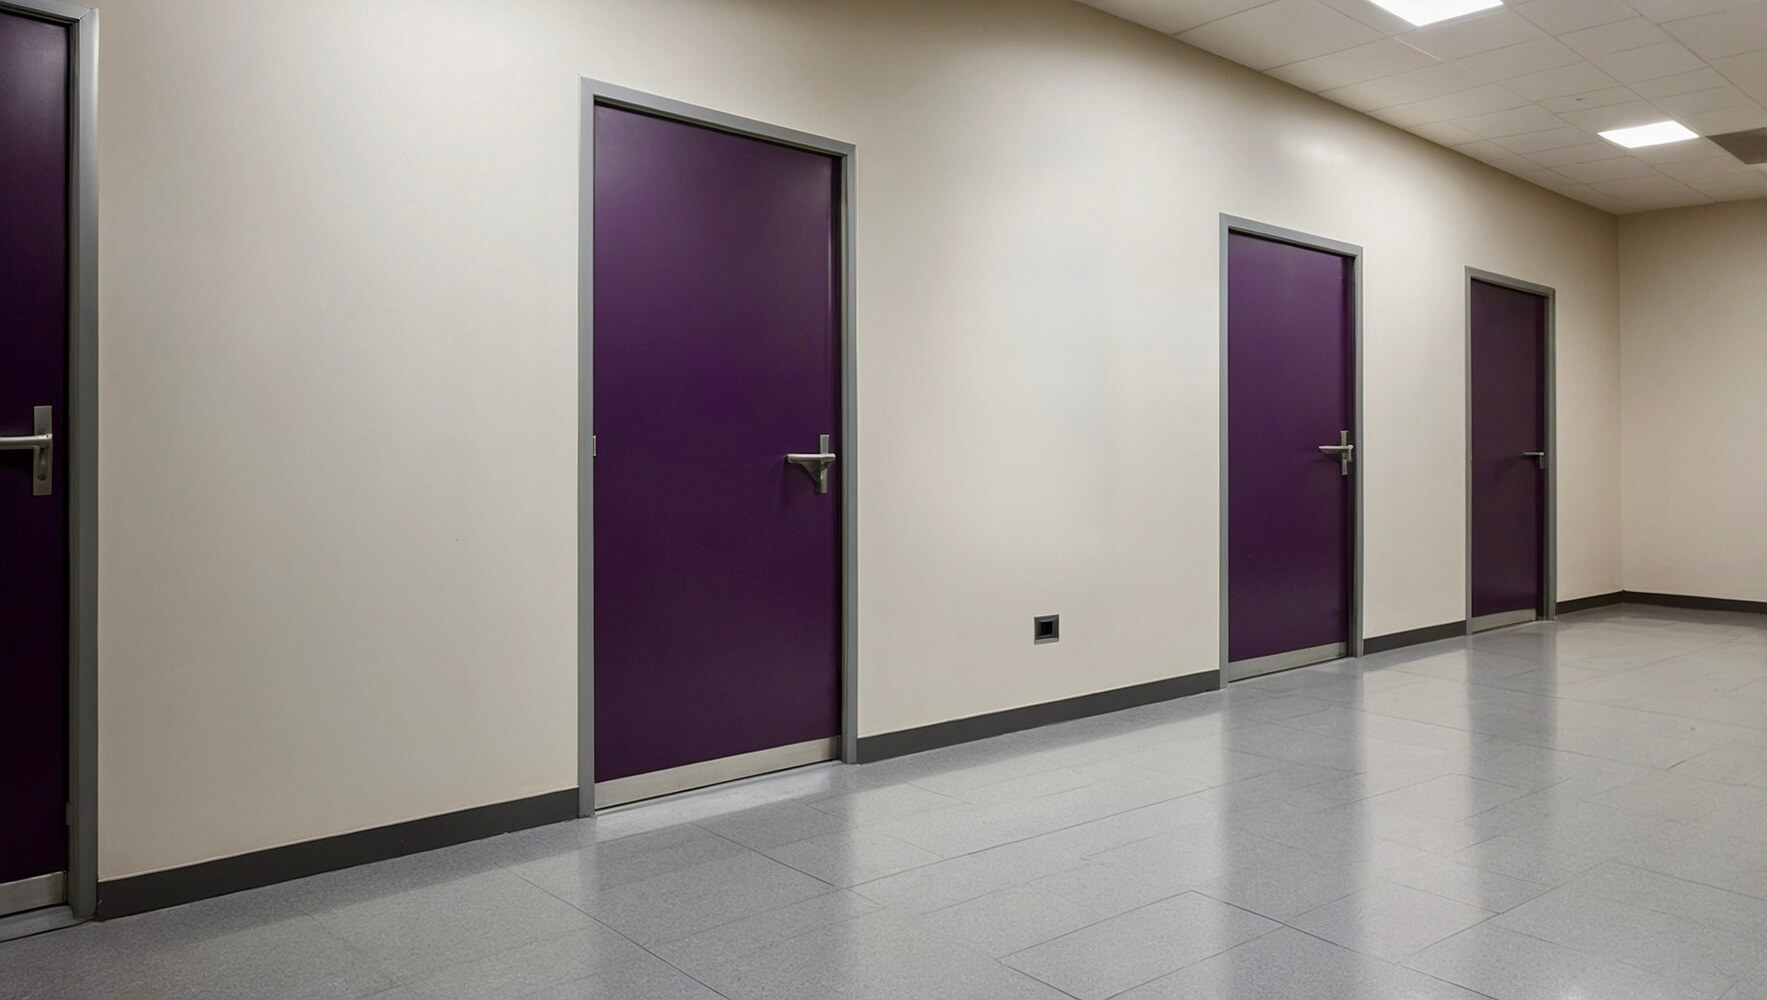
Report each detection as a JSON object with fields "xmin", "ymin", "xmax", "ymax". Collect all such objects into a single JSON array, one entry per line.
[{"xmin": 7, "ymin": 605, "xmax": 1767, "ymax": 999}]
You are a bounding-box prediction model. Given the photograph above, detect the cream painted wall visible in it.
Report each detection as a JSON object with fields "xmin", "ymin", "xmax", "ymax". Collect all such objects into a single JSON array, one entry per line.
[
  {"xmin": 92, "ymin": 0, "xmax": 1622, "ymax": 878},
  {"xmin": 1619, "ymin": 201, "xmax": 1767, "ymax": 603}
]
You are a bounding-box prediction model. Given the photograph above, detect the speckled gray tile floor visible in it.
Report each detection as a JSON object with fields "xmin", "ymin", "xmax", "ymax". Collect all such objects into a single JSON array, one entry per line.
[{"xmin": 5, "ymin": 604, "xmax": 1766, "ymax": 999}]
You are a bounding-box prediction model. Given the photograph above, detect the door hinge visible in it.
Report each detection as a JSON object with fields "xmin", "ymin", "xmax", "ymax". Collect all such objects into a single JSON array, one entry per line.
[
  {"xmin": 66, "ymin": 802, "xmax": 73, "ymax": 826},
  {"xmin": 591, "ymin": 435, "xmax": 597, "ymax": 457}
]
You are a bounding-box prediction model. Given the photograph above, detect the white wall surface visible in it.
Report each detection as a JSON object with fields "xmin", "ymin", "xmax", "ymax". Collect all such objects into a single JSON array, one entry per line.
[
  {"xmin": 92, "ymin": 0, "xmax": 1623, "ymax": 879},
  {"xmin": 1619, "ymin": 201, "xmax": 1767, "ymax": 603}
]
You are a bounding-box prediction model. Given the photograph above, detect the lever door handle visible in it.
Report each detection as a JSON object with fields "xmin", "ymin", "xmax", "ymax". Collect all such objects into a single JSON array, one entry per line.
[
  {"xmin": 1522, "ymin": 451, "xmax": 1546, "ymax": 469},
  {"xmin": 785, "ymin": 434, "xmax": 837, "ymax": 494},
  {"xmin": 0, "ymin": 405, "xmax": 53, "ymax": 496},
  {"xmin": 1317, "ymin": 430, "xmax": 1354, "ymax": 477}
]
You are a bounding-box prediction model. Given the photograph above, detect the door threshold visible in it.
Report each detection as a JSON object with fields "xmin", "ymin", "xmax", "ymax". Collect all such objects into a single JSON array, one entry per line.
[
  {"xmin": 1469, "ymin": 609, "xmax": 1538, "ymax": 633},
  {"xmin": 1228, "ymin": 642, "xmax": 1348, "ymax": 682},
  {"xmin": 594, "ymin": 737, "xmax": 838, "ymax": 810},
  {"xmin": 0, "ymin": 905, "xmax": 79, "ymax": 943}
]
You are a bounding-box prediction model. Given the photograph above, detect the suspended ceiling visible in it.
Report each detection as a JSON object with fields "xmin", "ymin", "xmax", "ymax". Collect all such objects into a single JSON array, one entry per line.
[{"xmin": 1078, "ymin": 0, "xmax": 1767, "ymax": 213}]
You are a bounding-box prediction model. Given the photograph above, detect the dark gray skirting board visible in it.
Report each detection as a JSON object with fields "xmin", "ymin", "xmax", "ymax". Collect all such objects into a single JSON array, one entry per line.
[
  {"xmin": 1556, "ymin": 591, "xmax": 1625, "ymax": 614},
  {"xmin": 1362, "ymin": 620, "xmax": 1468, "ymax": 655},
  {"xmin": 95, "ymin": 789, "xmax": 577, "ymax": 919},
  {"xmin": 1558, "ymin": 591, "xmax": 1765, "ymax": 616},
  {"xmin": 1622, "ymin": 591, "xmax": 1767, "ymax": 615},
  {"xmin": 855, "ymin": 671, "xmax": 1221, "ymax": 764}
]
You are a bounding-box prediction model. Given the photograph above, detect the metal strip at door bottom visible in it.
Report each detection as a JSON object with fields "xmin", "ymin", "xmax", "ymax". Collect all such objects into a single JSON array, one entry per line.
[
  {"xmin": 594, "ymin": 737, "xmax": 838, "ymax": 810},
  {"xmin": 1228, "ymin": 642, "xmax": 1347, "ymax": 682},
  {"xmin": 1469, "ymin": 608, "xmax": 1538, "ymax": 633},
  {"xmin": 0, "ymin": 871, "xmax": 64, "ymax": 917}
]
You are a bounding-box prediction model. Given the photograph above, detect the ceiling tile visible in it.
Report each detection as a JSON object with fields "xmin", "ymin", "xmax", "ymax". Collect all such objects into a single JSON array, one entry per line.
[
  {"xmin": 1558, "ymin": 156, "xmax": 1667, "ymax": 181},
  {"xmin": 1504, "ymin": 62, "xmax": 1623, "ymax": 100},
  {"xmin": 1560, "ymin": 18, "xmax": 1672, "ymax": 58},
  {"xmin": 1313, "ymin": 0, "xmax": 1417, "ymax": 33},
  {"xmin": 1631, "ymin": 68, "xmax": 1732, "ymax": 98},
  {"xmin": 1657, "ymin": 154, "xmax": 1765, "ymax": 178},
  {"xmin": 1178, "ymin": 0, "xmax": 1382, "ymax": 70},
  {"xmin": 1541, "ymin": 86, "xmax": 1642, "ymax": 111},
  {"xmin": 1680, "ymin": 102, "xmax": 1767, "ymax": 133},
  {"xmin": 1511, "ymin": 0, "xmax": 1639, "ymax": 34},
  {"xmin": 1318, "ymin": 61, "xmax": 1483, "ymax": 110},
  {"xmin": 1453, "ymin": 139, "xmax": 1513, "ymax": 159},
  {"xmin": 1267, "ymin": 37, "xmax": 1442, "ymax": 92},
  {"xmin": 1527, "ymin": 140, "xmax": 1630, "ymax": 165},
  {"xmin": 1588, "ymin": 41, "xmax": 1709, "ymax": 83},
  {"xmin": 1557, "ymin": 99, "xmax": 1675, "ymax": 131},
  {"xmin": 1386, "ymin": 83, "xmax": 1531, "ymax": 122},
  {"xmin": 1409, "ymin": 120, "xmax": 1485, "ymax": 144},
  {"xmin": 1626, "ymin": 136, "xmax": 1733, "ymax": 162},
  {"xmin": 1625, "ymin": 0, "xmax": 1759, "ymax": 20},
  {"xmin": 1651, "ymin": 86, "xmax": 1757, "ymax": 118},
  {"xmin": 1588, "ymin": 173, "xmax": 1711, "ymax": 204},
  {"xmin": 1452, "ymin": 104, "xmax": 1570, "ymax": 137},
  {"xmin": 1079, "ymin": 0, "xmax": 1270, "ymax": 36},
  {"xmin": 1662, "ymin": 5, "xmax": 1767, "ymax": 61},
  {"xmin": 1369, "ymin": 103, "xmax": 1438, "ymax": 127},
  {"xmin": 1458, "ymin": 38, "xmax": 1585, "ymax": 80},
  {"xmin": 1711, "ymin": 49, "xmax": 1767, "ymax": 103},
  {"xmin": 1401, "ymin": 9, "xmax": 1548, "ymax": 61},
  {"xmin": 1494, "ymin": 125, "xmax": 1594, "ymax": 151}
]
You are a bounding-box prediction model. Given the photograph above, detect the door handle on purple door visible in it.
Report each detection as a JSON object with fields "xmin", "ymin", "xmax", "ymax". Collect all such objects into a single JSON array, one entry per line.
[
  {"xmin": 1317, "ymin": 430, "xmax": 1354, "ymax": 477},
  {"xmin": 1523, "ymin": 451, "xmax": 1546, "ymax": 470},
  {"xmin": 0, "ymin": 405, "xmax": 52, "ymax": 496},
  {"xmin": 785, "ymin": 434, "xmax": 837, "ymax": 494}
]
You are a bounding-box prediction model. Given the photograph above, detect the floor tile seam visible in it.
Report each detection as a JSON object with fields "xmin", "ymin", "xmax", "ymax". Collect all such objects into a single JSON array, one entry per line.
[
  {"xmin": 1275, "ymin": 922, "xmax": 1505, "ymax": 998},
  {"xmin": 853, "ymin": 779, "xmax": 1223, "ymax": 869},
  {"xmin": 282, "ymin": 910, "xmax": 428, "ymax": 991},
  {"xmin": 1503, "ymin": 734, "xmax": 1686, "ymax": 771},
  {"xmin": 1473, "ymin": 905, "xmax": 1713, "ymax": 983},
  {"xmin": 1072, "ymin": 917, "xmax": 1289, "ymax": 1000},
  {"xmin": 1617, "ymin": 855, "xmax": 1767, "ymax": 908},
  {"xmin": 1261, "ymin": 707, "xmax": 1490, "ymax": 751},
  {"xmin": 1495, "ymin": 909, "xmax": 1748, "ymax": 998},
  {"xmin": 1552, "ymin": 875, "xmax": 1767, "ymax": 945},
  {"xmin": 1000, "ymin": 889, "xmax": 1268, "ymax": 967}
]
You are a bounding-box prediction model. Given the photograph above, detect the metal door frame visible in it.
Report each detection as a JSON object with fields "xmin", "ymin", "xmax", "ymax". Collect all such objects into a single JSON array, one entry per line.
[
  {"xmin": 0, "ymin": 0, "xmax": 98, "ymax": 922},
  {"xmin": 576, "ymin": 81, "xmax": 858, "ymax": 815},
  {"xmin": 1465, "ymin": 268, "xmax": 1557, "ymax": 633},
  {"xmin": 1219, "ymin": 216, "xmax": 1365, "ymax": 682}
]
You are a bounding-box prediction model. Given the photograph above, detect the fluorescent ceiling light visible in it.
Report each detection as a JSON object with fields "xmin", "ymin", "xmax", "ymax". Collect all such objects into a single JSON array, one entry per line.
[
  {"xmin": 1597, "ymin": 121, "xmax": 1699, "ymax": 149},
  {"xmin": 1367, "ymin": 0, "xmax": 1503, "ymax": 27}
]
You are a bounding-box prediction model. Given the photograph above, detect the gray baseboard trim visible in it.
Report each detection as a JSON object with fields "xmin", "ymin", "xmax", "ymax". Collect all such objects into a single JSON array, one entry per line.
[
  {"xmin": 95, "ymin": 789, "xmax": 577, "ymax": 920},
  {"xmin": 855, "ymin": 671, "xmax": 1221, "ymax": 764},
  {"xmin": 1556, "ymin": 591, "xmax": 1625, "ymax": 614},
  {"xmin": 1623, "ymin": 591, "xmax": 1767, "ymax": 615},
  {"xmin": 1363, "ymin": 620, "xmax": 1468, "ymax": 654}
]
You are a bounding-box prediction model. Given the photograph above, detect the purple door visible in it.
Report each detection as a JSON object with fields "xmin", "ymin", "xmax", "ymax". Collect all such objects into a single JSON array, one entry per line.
[
  {"xmin": 1469, "ymin": 279, "xmax": 1547, "ymax": 627},
  {"xmin": 0, "ymin": 9, "xmax": 70, "ymax": 903},
  {"xmin": 1227, "ymin": 232, "xmax": 1355, "ymax": 679},
  {"xmin": 592, "ymin": 107, "xmax": 840, "ymax": 798}
]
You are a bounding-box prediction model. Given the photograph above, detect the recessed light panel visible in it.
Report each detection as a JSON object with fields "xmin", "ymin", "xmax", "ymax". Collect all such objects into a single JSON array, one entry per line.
[
  {"xmin": 1368, "ymin": 0, "xmax": 1503, "ymax": 27},
  {"xmin": 1597, "ymin": 121, "xmax": 1699, "ymax": 149}
]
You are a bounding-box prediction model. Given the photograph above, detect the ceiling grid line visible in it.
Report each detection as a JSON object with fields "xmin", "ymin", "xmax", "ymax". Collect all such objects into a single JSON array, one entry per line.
[{"xmin": 1081, "ymin": 0, "xmax": 1767, "ymax": 212}]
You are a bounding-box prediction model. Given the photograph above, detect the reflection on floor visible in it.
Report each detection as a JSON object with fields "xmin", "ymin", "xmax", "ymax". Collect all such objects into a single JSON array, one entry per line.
[{"xmin": 6, "ymin": 605, "xmax": 1767, "ymax": 999}]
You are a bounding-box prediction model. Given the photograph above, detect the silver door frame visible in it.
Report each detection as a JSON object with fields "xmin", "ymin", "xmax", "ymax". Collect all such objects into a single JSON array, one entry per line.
[
  {"xmin": 1219, "ymin": 216, "xmax": 1365, "ymax": 682},
  {"xmin": 1465, "ymin": 268, "xmax": 1557, "ymax": 632},
  {"xmin": 577, "ymin": 81, "xmax": 858, "ymax": 815},
  {"xmin": 0, "ymin": 0, "xmax": 99, "ymax": 921}
]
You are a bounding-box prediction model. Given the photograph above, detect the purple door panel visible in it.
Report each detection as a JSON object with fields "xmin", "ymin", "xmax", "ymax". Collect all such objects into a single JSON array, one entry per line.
[
  {"xmin": 0, "ymin": 9, "xmax": 70, "ymax": 887},
  {"xmin": 592, "ymin": 107, "xmax": 840, "ymax": 783},
  {"xmin": 1470, "ymin": 280, "xmax": 1547, "ymax": 620},
  {"xmin": 1227, "ymin": 232, "xmax": 1354, "ymax": 664}
]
